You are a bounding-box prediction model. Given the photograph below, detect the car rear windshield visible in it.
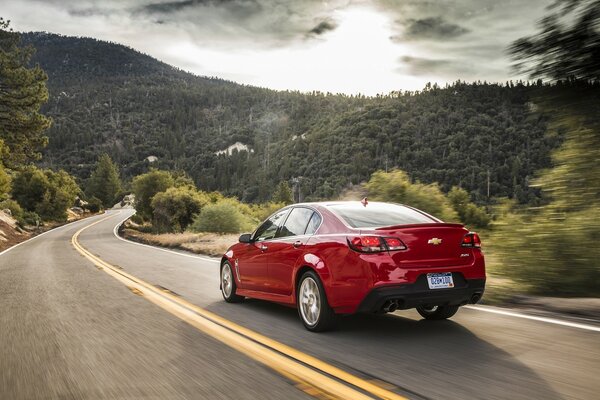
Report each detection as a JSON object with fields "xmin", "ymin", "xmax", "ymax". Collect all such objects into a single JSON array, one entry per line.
[{"xmin": 327, "ymin": 203, "xmax": 436, "ymax": 228}]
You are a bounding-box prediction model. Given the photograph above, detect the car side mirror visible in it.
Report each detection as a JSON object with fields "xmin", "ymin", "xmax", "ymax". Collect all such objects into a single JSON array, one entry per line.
[{"xmin": 239, "ymin": 233, "xmax": 252, "ymax": 243}]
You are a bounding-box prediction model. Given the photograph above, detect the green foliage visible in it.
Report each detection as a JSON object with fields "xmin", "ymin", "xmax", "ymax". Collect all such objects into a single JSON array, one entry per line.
[
  {"xmin": 151, "ymin": 186, "xmax": 210, "ymax": 233},
  {"xmin": 0, "ymin": 164, "xmax": 10, "ymax": 201},
  {"xmin": 0, "ymin": 141, "xmax": 10, "ymax": 200},
  {"xmin": 366, "ymin": 169, "xmax": 459, "ymax": 222},
  {"xmin": 21, "ymin": 210, "xmax": 41, "ymax": 226},
  {"xmin": 272, "ymin": 181, "xmax": 293, "ymax": 204},
  {"xmin": 248, "ymin": 202, "xmax": 286, "ymax": 222},
  {"xmin": 447, "ymin": 187, "xmax": 490, "ymax": 229},
  {"xmin": 84, "ymin": 196, "xmax": 103, "ymax": 213},
  {"xmin": 86, "ymin": 154, "xmax": 122, "ymax": 208},
  {"xmin": 0, "ymin": 199, "xmax": 23, "ymax": 219},
  {"xmin": 11, "ymin": 166, "xmax": 80, "ymax": 221},
  {"xmin": 190, "ymin": 199, "xmax": 253, "ymax": 234},
  {"xmin": 0, "ymin": 20, "xmax": 50, "ymax": 166},
  {"xmin": 131, "ymin": 169, "xmax": 174, "ymax": 220}
]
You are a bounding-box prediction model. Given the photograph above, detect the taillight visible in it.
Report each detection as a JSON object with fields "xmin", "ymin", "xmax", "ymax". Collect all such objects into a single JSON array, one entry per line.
[
  {"xmin": 462, "ymin": 232, "xmax": 481, "ymax": 248},
  {"xmin": 348, "ymin": 236, "xmax": 407, "ymax": 253},
  {"xmin": 383, "ymin": 237, "xmax": 407, "ymax": 251}
]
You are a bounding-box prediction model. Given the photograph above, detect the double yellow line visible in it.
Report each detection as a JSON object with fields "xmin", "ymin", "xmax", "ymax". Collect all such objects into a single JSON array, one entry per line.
[{"xmin": 72, "ymin": 213, "xmax": 408, "ymax": 400}]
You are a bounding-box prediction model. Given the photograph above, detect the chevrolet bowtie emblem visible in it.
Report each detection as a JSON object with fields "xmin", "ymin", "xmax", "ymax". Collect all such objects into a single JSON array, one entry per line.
[{"xmin": 428, "ymin": 238, "xmax": 442, "ymax": 245}]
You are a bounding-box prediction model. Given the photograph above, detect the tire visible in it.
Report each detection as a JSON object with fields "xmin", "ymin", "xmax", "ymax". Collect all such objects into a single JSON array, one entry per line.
[
  {"xmin": 297, "ymin": 271, "xmax": 337, "ymax": 332},
  {"xmin": 220, "ymin": 261, "xmax": 244, "ymax": 303},
  {"xmin": 416, "ymin": 304, "xmax": 459, "ymax": 320}
]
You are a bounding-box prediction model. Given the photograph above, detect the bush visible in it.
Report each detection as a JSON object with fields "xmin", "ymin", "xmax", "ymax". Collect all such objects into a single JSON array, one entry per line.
[
  {"xmin": 84, "ymin": 196, "xmax": 103, "ymax": 213},
  {"xmin": 131, "ymin": 169, "xmax": 175, "ymax": 220},
  {"xmin": 190, "ymin": 199, "xmax": 252, "ymax": 234},
  {"xmin": 0, "ymin": 199, "xmax": 23, "ymax": 220},
  {"xmin": 447, "ymin": 186, "xmax": 490, "ymax": 229},
  {"xmin": 365, "ymin": 169, "xmax": 459, "ymax": 222},
  {"xmin": 11, "ymin": 166, "xmax": 81, "ymax": 222},
  {"xmin": 21, "ymin": 211, "xmax": 41, "ymax": 227},
  {"xmin": 151, "ymin": 186, "xmax": 210, "ymax": 233}
]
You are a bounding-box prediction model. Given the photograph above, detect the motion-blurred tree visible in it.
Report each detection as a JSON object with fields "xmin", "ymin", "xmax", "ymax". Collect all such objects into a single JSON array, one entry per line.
[
  {"xmin": 0, "ymin": 18, "xmax": 50, "ymax": 166},
  {"xmin": 510, "ymin": 0, "xmax": 599, "ymax": 82},
  {"xmin": 492, "ymin": 0, "xmax": 600, "ymax": 295},
  {"xmin": 86, "ymin": 154, "xmax": 122, "ymax": 208}
]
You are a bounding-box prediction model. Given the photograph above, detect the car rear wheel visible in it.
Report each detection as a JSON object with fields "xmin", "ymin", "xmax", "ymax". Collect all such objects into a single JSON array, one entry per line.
[
  {"xmin": 221, "ymin": 261, "xmax": 244, "ymax": 303},
  {"xmin": 416, "ymin": 304, "xmax": 459, "ymax": 320},
  {"xmin": 297, "ymin": 271, "xmax": 336, "ymax": 332}
]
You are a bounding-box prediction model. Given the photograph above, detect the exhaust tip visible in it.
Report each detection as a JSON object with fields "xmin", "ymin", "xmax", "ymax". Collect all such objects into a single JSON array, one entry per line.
[
  {"xmin": 382, "ymin": 300, "xmax": 399, "ymax": 313},
  {"xmin": 470, "ymin": 293, "xmax": 482, "ymax": 304}
]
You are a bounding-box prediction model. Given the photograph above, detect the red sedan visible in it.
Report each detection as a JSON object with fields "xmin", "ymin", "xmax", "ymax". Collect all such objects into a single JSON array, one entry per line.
[{"xmin": 220, "ymin": 201, "xmax": 486, "ymax": 331}]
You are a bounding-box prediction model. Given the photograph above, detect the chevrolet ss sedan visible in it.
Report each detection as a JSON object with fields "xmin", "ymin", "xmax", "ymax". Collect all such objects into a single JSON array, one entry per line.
[{"xmin": 220, "ymin": 200, "xmax": 485, "ymax": 331}]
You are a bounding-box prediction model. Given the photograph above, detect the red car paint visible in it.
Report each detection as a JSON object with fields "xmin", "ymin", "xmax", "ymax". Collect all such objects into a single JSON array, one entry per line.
[{"xmin": 221, "ymin": 201, "xmax": 486, "ymax": 315}]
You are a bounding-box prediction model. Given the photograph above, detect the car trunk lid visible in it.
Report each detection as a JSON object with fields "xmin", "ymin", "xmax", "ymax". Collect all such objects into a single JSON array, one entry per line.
[{"xmin": 368, "ymin": 223, "xmax": 473, "ymax": 268}]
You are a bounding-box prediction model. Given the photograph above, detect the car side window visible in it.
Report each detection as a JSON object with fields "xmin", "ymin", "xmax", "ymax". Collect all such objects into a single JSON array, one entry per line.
[
  {"xmin": 253, "ymin": 209, "xmax": 289, "ymax": 242},
  {"xmin": 304, "ymin": 212, "xmax": 322, "ymax": 235},
  {"xmin": 276, "ymin": 207, "xmax": 314, "ymax": 238}
]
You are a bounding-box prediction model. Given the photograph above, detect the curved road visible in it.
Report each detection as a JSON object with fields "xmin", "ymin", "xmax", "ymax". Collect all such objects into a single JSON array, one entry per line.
[{"xmin": 1, "ymin": 210, "xmax": 598, "ymax": 399}]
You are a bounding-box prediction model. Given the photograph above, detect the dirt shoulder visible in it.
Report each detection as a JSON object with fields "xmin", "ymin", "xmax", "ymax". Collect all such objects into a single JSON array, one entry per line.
[{"xmin": 121, "ymin": 226, "xmax": 237, "ymax": 257}]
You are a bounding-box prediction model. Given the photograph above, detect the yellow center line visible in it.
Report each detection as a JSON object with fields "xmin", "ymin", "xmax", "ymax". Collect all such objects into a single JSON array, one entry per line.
[{"xmin": 72, "ymin": 212, "xmax": 408, "ymax": 400}]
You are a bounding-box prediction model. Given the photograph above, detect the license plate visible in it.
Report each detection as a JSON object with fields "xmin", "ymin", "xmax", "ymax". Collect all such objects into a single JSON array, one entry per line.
[{"xmin": 427, "ymin": 272, "xmax": 454, "ymax": 289}]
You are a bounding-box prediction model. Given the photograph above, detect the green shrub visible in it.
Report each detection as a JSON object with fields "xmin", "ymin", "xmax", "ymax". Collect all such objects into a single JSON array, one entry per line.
[
  {"xmin": 130, "ymin": 213, "xmax": 144, "ymax": 225},
  {"xmin": 190, "ymin": 199, "xmax": 252, "ymax": 234},
  {"xmin": 21, "ymin": 211, "xmax": 41, "ymax": 227},
  {"xmin": 0, "ymin": 199, "xmax": 23, "ymax": 220},
  {"xmin": 151, "ymin": 186, "xmax": 210, "ymax": 232},
  {"xmin": 84, "ymin": 196, "xmax": 103, "ymax": 213},
  {"xmin": 447, "ymin": 186, "xmax": 490, "ymax": 229},
  {"xmin": 11, "ymin": 166, "xmax": 81, "ymax": 222},
  {"xmin": 131, "ymin": 169, "xmax": 175, "ymax": 220},
  {"xmin": 365, "ymin": 169, "xmax": 459, "ymax": 222}
]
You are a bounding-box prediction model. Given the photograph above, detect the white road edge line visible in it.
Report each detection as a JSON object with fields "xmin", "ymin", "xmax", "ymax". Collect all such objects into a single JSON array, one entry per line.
[
  {"xmin": 0, "ymin": 211, "xmax": 109, "ymax": 257},
  {"xmin": 110, "ymin": 210, "xmax": 219, "ymax": 263},
  {"xmin": 107, "ymin": 209, "xmax": 599, "ymax": 333},
  {"xmin": 466, "ymin": 305, "xmax": 600, "ymax": 332}
]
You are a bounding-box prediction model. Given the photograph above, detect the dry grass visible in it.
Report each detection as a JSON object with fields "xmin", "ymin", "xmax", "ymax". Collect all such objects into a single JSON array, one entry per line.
[{"xmin": 122, "ymin": 227, "xmax": 238, "ymax": 257}]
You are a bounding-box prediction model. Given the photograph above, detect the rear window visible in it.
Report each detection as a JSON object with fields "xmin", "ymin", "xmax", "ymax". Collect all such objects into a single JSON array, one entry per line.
[{"xmin": 327, "ymin": 202, "xmax": 436, "ymax": 228}]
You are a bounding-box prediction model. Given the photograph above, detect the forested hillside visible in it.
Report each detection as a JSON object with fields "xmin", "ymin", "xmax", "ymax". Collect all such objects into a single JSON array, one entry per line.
[{"xmin": 24, "ymin": 32, "xmax": 565, "ymax": 203}]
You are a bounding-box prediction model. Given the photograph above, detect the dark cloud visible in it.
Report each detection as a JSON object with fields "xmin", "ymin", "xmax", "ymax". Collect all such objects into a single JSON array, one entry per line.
[
  {"xmin": 398, "ymin": 55, "xmax": 477, "ymax": 77},
  {"xmin": 398, "ymin": 17, "xmax": 470, "ymax": 41},
  {"xmin": 308, "ymin": 19, "xmax": 338, "ymax": 36}
]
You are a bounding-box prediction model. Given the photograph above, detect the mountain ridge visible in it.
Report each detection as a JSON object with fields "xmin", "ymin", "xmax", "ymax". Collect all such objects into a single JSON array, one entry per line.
[{"xmin": 22, "ymin": 31, "xmax": 562, "ymax": 204}]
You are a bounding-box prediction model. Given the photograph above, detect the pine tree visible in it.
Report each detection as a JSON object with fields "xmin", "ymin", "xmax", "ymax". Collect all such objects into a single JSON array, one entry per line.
[
  {"xmin": 0, "ymin": 19, "xmax": 50, "ymax": 166},
  {"xmin": 86, "ymin": 154, "xmax": 122, "ymax": 208},
  {"xmin": 272, "ymin": 181, "xmax": 293, "ymax": 205}
]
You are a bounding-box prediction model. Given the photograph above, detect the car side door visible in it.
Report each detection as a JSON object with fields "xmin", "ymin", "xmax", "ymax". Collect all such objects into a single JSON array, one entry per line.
[
  {"xmin": 268, "ymin": 208, "xmax": 321, "ymax": 295},
  {"xmin": 236, "ymin": 208, "xmax": 289, "ymax": 292}
]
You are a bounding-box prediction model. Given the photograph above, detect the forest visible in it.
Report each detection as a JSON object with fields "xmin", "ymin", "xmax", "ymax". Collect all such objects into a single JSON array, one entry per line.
[{"xmin": 22, "ymin": 32, "xmax": 569, "ymax": 205}]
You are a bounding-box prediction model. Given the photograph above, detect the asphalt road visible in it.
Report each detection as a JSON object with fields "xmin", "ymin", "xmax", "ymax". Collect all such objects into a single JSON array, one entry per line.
[{"xmin": 1, "ymin": 209, "xmax": 599, "ymax": 400}]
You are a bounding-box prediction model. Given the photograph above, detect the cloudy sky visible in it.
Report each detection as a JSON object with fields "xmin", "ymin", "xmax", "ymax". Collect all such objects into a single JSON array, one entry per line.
[{"xmin": 4, "ymin": 0, "xmax": 552, "ymax": 95}]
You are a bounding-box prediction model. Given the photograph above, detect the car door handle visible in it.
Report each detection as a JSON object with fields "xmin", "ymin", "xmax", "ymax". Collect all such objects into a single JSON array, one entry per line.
[
  {"xmin": 260, "ymin": 244, "xmax": 268, "ymax": 252},
  {"xmin": 293, "ymin": 241, "xmax": 302, "ymax": 248}
]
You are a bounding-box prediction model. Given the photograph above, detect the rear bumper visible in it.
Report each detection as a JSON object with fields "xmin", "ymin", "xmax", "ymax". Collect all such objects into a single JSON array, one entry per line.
[{"xmin": 357, "ymin": 275, "xmax": 486, "ymax": 313}]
